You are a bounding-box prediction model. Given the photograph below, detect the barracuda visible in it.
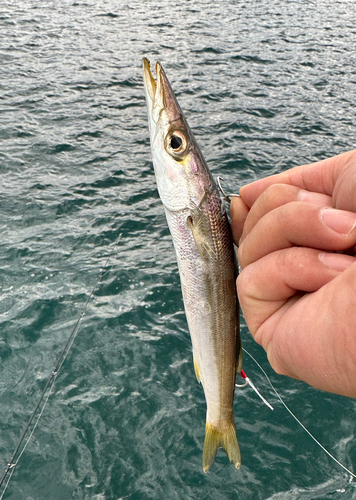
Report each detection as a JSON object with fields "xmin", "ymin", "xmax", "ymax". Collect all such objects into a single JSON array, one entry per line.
[{"xmin": 142, "ymin": 58, "xmax": 242, "ymax": 472}]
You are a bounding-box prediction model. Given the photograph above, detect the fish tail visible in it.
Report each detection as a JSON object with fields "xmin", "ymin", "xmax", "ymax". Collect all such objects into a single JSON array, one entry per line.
[{"xmin": 202, "ymin": 421, "xmax": 241, "ymax": 472}]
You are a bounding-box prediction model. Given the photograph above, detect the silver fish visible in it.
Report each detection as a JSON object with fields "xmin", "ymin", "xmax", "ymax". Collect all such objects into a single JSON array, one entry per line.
[{"xmin": 143, "ymin": 58, "xmax": 242, "ymax": 472}]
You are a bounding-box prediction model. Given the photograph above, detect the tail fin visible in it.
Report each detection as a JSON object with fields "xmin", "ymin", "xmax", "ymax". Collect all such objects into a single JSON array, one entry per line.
[{"xmin": 202, "ymin": 421, "xmax": 241, "ymax": 472}]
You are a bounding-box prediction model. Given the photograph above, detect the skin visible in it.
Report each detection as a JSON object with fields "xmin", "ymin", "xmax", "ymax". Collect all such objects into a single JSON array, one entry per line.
[{"xmin": 230, "ymin": 150, "xmax": 356, "ymax": 398}]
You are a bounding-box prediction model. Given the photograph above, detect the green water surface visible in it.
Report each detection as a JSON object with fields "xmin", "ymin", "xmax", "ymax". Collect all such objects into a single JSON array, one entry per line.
[{"xmin": 1, "ymin": 1, "xmax": 356, "ymax": 498}]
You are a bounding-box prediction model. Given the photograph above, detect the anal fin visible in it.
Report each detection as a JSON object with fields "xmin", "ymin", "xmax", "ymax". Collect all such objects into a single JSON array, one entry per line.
[
  {"xmin": 193, "ymin": 356, "xmax": 201, "ymax": 383},
  {"xmin": 236, "ymin": 344, "xmax": 243, "ymax": 373}
]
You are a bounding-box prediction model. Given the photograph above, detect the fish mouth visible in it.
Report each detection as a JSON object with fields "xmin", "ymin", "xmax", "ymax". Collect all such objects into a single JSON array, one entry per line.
[
  {"xmin": 142, "ymin": 58, "xmax": 164, "ymax": 110},
  {"xmin": 142, "ymin": 58, "xmax": 181, "ymax": 122},
  {"xmin": 142, "ymin": 58, "xmax": 157, "ymax": 102}
]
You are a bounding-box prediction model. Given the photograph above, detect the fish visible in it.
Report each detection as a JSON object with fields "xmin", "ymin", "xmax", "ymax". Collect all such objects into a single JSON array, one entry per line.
[{"xmin": 142, "ymin": 58, "xmax": 242, "ymax": 472}]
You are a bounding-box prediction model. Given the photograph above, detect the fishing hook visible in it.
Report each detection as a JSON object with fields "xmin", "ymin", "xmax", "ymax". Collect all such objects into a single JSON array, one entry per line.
[{"xmin": 216, "ymin": 176, "xmax": 240, "ymax": 205}]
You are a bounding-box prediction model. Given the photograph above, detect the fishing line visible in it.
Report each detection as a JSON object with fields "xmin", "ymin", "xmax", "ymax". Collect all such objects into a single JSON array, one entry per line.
[
  {"xmin": 0, "ymin": 255, "xmax": 112, "ymax": 499},
  {"xmin": 242, "ymin": 347, "xmax": 356, "ymax": 479}
]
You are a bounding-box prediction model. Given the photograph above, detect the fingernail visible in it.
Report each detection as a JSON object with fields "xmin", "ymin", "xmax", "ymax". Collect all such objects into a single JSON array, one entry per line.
[
  {"xmin": 298, "ymin": 190, "xmax": 332, "ymax": 207},
  {"xmin": 318, "ymin": 252, "xmax": 356, "ymax": 272},
  {"xmin": 320, "ymin": 208, "xmax": 356, "ymax": 235}
]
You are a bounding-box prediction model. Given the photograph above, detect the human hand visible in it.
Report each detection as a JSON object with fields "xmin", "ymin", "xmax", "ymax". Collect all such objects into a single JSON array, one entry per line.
[{"xmin": 230, "ymin": 150, "xmax": 356, "ymax": 397}]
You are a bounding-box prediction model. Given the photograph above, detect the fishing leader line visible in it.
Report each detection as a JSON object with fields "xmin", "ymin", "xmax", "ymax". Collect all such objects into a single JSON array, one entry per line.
[
  {"xmin": 240, "ymin": 347, "xmax": 356, "ymax": 480},
  {"xmin": 0, "ymin": 255, "xmax": 112, "ymax": 499}
]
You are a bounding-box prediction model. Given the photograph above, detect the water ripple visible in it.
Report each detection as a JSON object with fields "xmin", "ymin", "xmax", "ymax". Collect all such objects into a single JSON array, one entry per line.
[{"xmin": 1, "ymin": 0, "xmax": 356, "ymax": 498}]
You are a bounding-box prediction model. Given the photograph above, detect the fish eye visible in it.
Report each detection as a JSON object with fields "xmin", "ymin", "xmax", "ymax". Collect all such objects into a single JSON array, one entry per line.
[
  {"xmin": 165, "ymin": 130, "xmax": 188, "ymax": 158},
  {"xmin": 170, "ymin": 135, "xmax": 183, "ymax": 150}
]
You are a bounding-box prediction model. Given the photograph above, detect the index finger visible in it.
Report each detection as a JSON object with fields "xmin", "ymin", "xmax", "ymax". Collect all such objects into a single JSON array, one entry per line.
[{"xmin": 240, "ymin": 150, "xmax": 356, "ymax": 208}]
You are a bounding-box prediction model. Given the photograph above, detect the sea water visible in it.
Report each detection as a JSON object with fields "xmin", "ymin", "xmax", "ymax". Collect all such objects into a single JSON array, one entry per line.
[{"xmin": 1, "ymin": 1, "xmax": 356, "ymax": 498}]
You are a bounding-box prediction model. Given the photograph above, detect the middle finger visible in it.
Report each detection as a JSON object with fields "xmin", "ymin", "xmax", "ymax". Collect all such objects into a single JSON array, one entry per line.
[
  {"xmin": 239, "ymin": 183, "xmax": 332, "ymax": 245},
  {"xmin": 238, "ymin": 203, "xmax": 356, "ymax": 268}
]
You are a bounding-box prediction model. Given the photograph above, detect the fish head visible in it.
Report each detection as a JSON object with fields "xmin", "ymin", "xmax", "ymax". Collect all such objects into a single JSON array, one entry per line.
[{"xmin": 143, "ymin": 58, "xmax": 212, "ymax": 212}]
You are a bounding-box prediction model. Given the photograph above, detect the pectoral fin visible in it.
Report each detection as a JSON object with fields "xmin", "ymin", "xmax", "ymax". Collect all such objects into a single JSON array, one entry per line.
[{"xmin": 187, "ymin": 216, "xmax": 215, "ymax": 259}]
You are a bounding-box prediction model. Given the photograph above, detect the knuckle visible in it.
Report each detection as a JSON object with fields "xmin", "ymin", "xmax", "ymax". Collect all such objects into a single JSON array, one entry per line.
[
  {"xmin": 262, "ymin": 183, "xmax": 298, "ymax": 204},
  {"xmin": 266, "ymin": 345, "xmax": 289, "ymax": 377},
  {"xmin": 236, "ymin": 265, "xmax": 252, "ymax": 297},
  {"xmin": 263, "ymin": 183, "xmax": 285, "ymax": 199},
  {"xmin": 236, "ymin": 267, "xmax": 247, "ymax": 295},
  {"xmin": 269, "ymin": 358, "xmax": 288, "ymax": 376},
  {"xmin": 274, "ymin": 247, "xmax": 293, "ymax": 271},
  {"xmin": 236, "ymin": 264, "xmax": 259, "ymax": 300}
]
